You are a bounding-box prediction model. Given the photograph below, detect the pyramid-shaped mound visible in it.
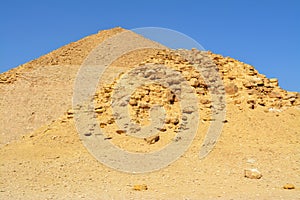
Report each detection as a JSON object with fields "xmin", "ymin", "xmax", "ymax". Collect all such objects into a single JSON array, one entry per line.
[{"xmin": 0, "ymin": 27, "xmax": 299, "ymax": 199}]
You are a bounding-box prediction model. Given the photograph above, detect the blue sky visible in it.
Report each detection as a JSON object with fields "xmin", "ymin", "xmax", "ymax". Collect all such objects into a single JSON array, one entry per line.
[{"xmin": 1, "ymin": 0, "xmax": 299, "ymax": 92}]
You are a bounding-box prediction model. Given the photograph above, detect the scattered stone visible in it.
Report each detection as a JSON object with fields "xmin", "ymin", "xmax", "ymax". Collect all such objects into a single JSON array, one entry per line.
[
  {"xmin": 139, "ymin": 103, "xmax": 150, "ymax": 109},
  {"xmin": 190, "ymin": 78, "xmax": 200, "ymax": 87},
  {"xmin": 67, "ymin": 109, "xmax": 74, "ymax": 118},
  {"xmin": 144, "ymin": 135, "xmax": 160, "ymax": 144},
  {"xmin": 234, "ymin": 99, "xmax": 241, "ymax": 105},
  {"xmin": 107, "ymin": 118, "xmax": 115, "ymax": 124},
  {"xmin": 129, "ymin": 98, "xmax": 137, "ymax": 106},
  {"xmin": 256, "ymin": 78, "xmax": 264, "ymax": 86},
  {"xmin": 183, "ymin": 106, "xmax": 196, "ymax": 114},
  {"xmin": 247, "ymin": 99, "xmax": 256, "ymax": 109},
  {"xmin": 116, "ymin": 130, "xmax": 126, "ymax": 134},
  {"xmin": 67, "ymin": 109, "xmax": 74, "ymax": 115},
  {"xmin": 269, "ymin": 91, "xmax": 282, "ymax": 99},
  {"xmin": 95, "ymin": 107, "xmax": 105, "ymax": 114},
  {"xmin": 269, "ymin": 78, "xmax": 278, "ymax": 86},
  {"xmin": 100, "ymin": 122, "xmax": 107, "ymax": 128},
  {"xmin": 283, "ymin": 183, "xmax": 295, "ymax": 190},
  {"xmin": 133, "ymin": 184, "xmax": 148, "ymax": 191},
  {"xmin": 244, "ymin": 168, "xmax": 262, "ymax": 179},
  {"xmin": 200, "ymin": 99, "xmax": 210, "ymax": 104},
  {"xmin": 225, "ymin": 83, "xmax": 238, "ymax": 95},
  {"xmin": 158, "ymin": 127, "xmax": 167, "ymax": 132},
  {"xmin": 170, "ymin": 117, "xmax": 180, "ymax": 125}
]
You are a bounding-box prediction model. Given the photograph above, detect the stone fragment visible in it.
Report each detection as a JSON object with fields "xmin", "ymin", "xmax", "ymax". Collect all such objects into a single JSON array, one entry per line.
[
  {"xmin": 67, "ymin": 109, "xmax": 74, "ymax": 118},
  {"xmin": 244, "ymin": 168, "xmax": 262, "ymax": 179},
  {"xmin": 171, "ymin": 117, "xmax": 180, "ymax": 125},
  {"xmin": 158, "ymin": 127, "xmax": 167, "ymax": 132},
  {"xmin": 247, "ymin": 99, "xmax": 256, "ymax": 105},
  {"xmin": 100, "ymin": 123, "xmax": 106, "ymax": 128},
  {"xmin": 200, "ymin": 99, "xmax": 210, "ymax": 104},
  {"xmin": 283, "ymin": 183, "xmax": 295, "ymax": 190},
  {"xmin": 269, "ymin": 78, "xmax": 278, "ymax": 86},
  {"xmin": 107, "ymin": 118, "xmax": 115, "ymax": 124},
  {"xmin": 234, "ymin": 99, "xmax": 241, "ymax": 105},
  {"xmin": 144, "ymin": 135, "xmax": 160, "ymax": 144},
  {"xmin": 133, "ymin": 184, "xmax": 148, "ymax": 191},
  {"xmin": 183, "ymin": 106, "xmax": 196, "ymax": 114},
  {"xmin": 225, "ymin": 83, "xmax": 238, "ymax": 95},
  {"xmin": 95, "ymin": 107, "xmax": 105, "ymax": 114},
  {"xmin": 116, "ymin": 130, "xmax": 126, "ymax": 134},
  {"xmin": 139, "ymin": 103, "xmax": 150, "ymax": 109},
  {"xmin": 129, "ymin": 98, "xmax": 137, "ymax": 106},
  {"xmin": 269, "ymin": 91, "xmax": 282, "ymax": 99},
  {"xmin": 243, "ymin": 81, "xmax": 254, "ymax": 89},
  {"xmin": 190, "ymin": 78, "xmax": 200, "ymax": 87}
]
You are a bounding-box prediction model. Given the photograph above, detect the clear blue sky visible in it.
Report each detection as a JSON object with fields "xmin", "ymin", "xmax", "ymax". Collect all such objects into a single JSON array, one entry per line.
[{"xmin": 1, "ymin": 0, "xmax": 299, "ymax": 92}]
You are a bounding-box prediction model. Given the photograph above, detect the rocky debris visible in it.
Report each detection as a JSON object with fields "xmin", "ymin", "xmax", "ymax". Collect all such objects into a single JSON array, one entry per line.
[
  {"xmin": 183, "ymin": 106, "xmax": 196, "ymax": 114},
  {"xmin": 210, "ymin": 52, "xmax": 300, "ymax": 110},
  {"xmin": 95, "ymin": 106, "xmax": 106, "ymax": 114},
  {"xmin": 144, "ymin": 135, "xmax": 160, "ymax": 144},
  {"xmin": 84, "ymin": 133, "xmax": 92, "ymax": 136},
  {"xmin": 225, "ymin": 83, "xmax": 238, "ymax": 95},
  {"xmin": 244, "ymin": 168, "xmax": 262, "ymax": 179},
  {"xmin": 133, "ymin": 184, "xmax": 148, "ymax": 191},
  {"xmin": 269, "ymin": 78, "xmax": 279, "ymax": 87},
  {"xmin": 89, "ymin": 48, "xmax": 300, "ymax": 149},
  {"xmin": 100, "ymin": 122, "xmax": 106, "ymax": 128},
  {"xmin": 116, "ymin": 130, "xmax": 126, "ymax": 134},
  {"xmin": 283, "ymin": 183, "xmax": 295, "ymax": 190},
  {"xmin": 66, "ymin": 109, "xmax": 74, "ymax": 119}
]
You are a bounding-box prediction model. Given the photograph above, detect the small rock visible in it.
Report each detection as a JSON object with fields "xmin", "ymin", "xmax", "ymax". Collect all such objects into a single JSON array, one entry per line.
[
  {"xmin": 67, "ymin": 109, "xmax": 74, "ymax": 115},
  {"xmin": 144, "ymin": 135, "xmax": 159, "ymax": 144},
  {"xmin": 183, "ymin": 106, "xmax": 196, "ymax": 114},
  {"xmin": 95, "ymin": 107, "xmax": 105, "ymax": 114},
  {"xmin": 84, "ymin": 133, "xmax": 92, "ymax": 136},
  {"xmin": 190, "ymin": 78, "xmax": 200, "ymax": 87},
  {"xmin": 269, "ymin": 91, "xmax": 282, "ymax": 99},
  {"xmin": 200, "ymin": 99, "xmax": 210, "ymax": 104},
  {"xmin": 158, "ymin": 127, "xmax": 167, "ymax": 132},
  {"xmin": 129, "ymin": 98, "xmax": 137, "ymax": 106},
  {"xmin": 255, "ymin": 78, "xmax": 264, "ymax": 86},
  {"xmin": 100, "ymin": 122, "xmax": 106, "ymax": 128},
  {"xmin": 244, "ymin": 168, "xmax": 262, "ymax": 179},
  {"xmin": 269, "ymin": 79, "xmax": 278, "ymax": 87},
  {"xmin": 234, "ymin": 99, "xmax": 241, "ymax": 105},
  {"xmin": 139, "ymin": 103, "xmax": 150, "ymax": 109},
  {"xmin": 107, "ymin": 118, "xmax": 115, "ymax": 124},
  {"xmin": 283, "ymin": 183, "xmax": 295, "ymax": 190},
  {"xmin": 116, "ymin": 130, "xmax": 126, "ymax": 134},
  {"xmin": 67, "ymin": 109, "xmax": 74, "ymax": 118},
  {"xmin": 171, "ymin": 117, "xmax": 180, "ymax": 125},
  {"xmin": 133, "ymin": 184, "xmax": 148, "ymax": 191},
  {"xmin": 225, "ymin": 83, "xmax": 238, "ymax": 95}
]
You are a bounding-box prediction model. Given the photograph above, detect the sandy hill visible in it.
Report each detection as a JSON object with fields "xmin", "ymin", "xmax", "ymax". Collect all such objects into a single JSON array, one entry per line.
[{"xmin": 0, "ymin": 27, "xmax": 299, "ymax": 199}]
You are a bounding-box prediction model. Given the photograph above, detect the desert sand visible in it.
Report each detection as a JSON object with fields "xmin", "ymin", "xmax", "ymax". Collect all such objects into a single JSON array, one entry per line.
[{"xmin": 0, "ymin": 27, "xmax": 299, "ymax": 199}]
